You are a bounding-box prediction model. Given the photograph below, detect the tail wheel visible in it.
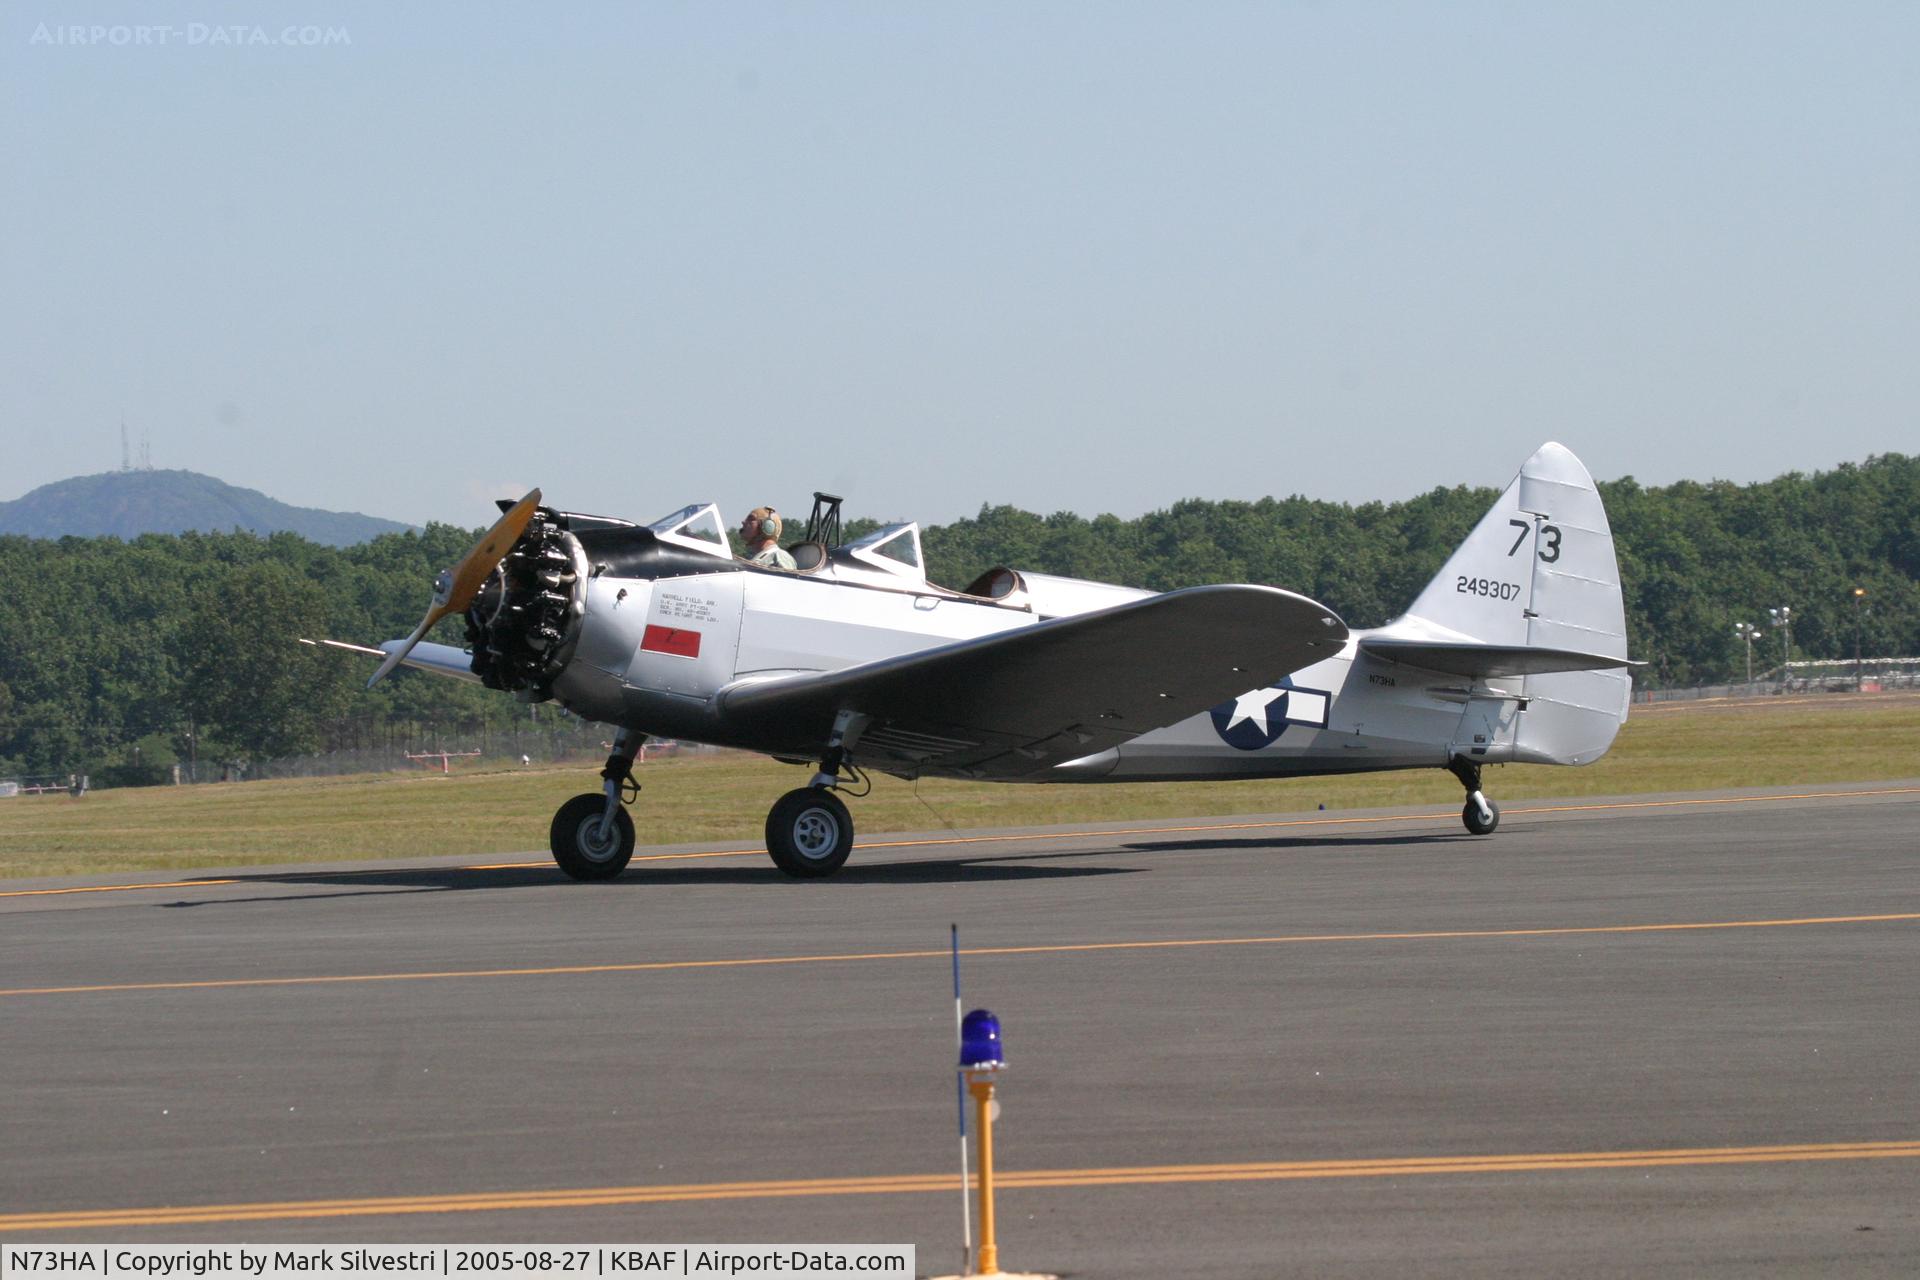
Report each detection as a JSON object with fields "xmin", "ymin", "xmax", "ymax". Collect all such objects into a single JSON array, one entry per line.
[
  {"xmin": 767, "ymin": 788, "xmax": 854, "ymax": 878},
  {"xmin": 551, "ymin": 792, "xmax": 635, "ymax": 880},
  {"xmin": 1462, "ymin": 796, "xmax": 1500, "ymax": 836}
]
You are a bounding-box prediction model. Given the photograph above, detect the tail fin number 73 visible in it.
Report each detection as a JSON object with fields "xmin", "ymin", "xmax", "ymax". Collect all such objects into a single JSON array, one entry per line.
[{"xmin": 1508, "ymin": 519, "xmax": 1562, "ymax": 563}]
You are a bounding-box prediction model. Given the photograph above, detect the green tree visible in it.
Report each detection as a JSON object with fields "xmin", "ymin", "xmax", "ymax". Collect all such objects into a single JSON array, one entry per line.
[{"xmin": 174, "ymin": 562, "xmax": 354, "ymax": 760}]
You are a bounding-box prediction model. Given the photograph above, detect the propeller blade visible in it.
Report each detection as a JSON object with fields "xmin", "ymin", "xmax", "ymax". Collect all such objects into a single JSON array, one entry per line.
[
  {"xmin": 441, "ymin": 488, "xmax": 543, "ymax": 616},
  {"xmin": 366, "ymin": 489, "xmax": 542, "ymax": 689},
  {"xmin": 365, "ymin": 616, "xmax": 433, "ymax": 689}
]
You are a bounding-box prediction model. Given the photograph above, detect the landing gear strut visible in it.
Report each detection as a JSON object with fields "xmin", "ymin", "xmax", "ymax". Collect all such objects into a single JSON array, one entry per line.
[
  {"xmin": 766, "ymin": 712, "xmax": 865, "ymax": 879},
  {"xmin": 1448, "ymin": 756, "xmax": 1500, "ymax": 836},
  {"xmin": 550, "ymin": 730, "xmax": 639, "ymax": 880}
]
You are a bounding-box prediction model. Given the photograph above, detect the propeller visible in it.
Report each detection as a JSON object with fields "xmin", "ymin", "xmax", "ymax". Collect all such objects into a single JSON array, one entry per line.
[{"xmin": 367, "ymin": 488, "xmax": 543, "ymax": 688}]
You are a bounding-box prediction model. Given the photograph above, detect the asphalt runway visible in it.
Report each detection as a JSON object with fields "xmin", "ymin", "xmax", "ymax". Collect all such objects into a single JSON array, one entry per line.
[{"xmin": 3, "ymin": 781, "xmax": 1918, "ymax": 1276}]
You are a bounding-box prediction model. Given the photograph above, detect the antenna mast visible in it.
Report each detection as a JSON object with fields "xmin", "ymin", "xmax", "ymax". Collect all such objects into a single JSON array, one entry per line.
[{"xmin": 121, "ymin": 418, "xmax": 131, "ymax": 471}]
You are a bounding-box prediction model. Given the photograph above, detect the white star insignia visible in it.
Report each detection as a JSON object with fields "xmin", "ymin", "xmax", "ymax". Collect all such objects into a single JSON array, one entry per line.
[{"xmin": 1224, "ymin": 686, "xmax": 1287, "ymax": 736}]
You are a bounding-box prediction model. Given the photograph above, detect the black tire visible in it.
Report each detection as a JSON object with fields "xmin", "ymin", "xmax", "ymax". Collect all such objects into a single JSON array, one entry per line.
[
  {"xmin": 1462, "ymin": 796, "xmax": 1500, "ymax": 836},
  {"xmin": 550, "ymin": 792, "xmax": 635, "ymax": 881},
  {"xmin": 766, "ymin": 788, "xmax": 854, "ymax": 878}
]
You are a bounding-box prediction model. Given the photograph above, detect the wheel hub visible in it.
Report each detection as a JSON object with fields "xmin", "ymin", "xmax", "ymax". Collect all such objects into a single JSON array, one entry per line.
[
  {"xmin": 793, "ymin": 807, "xmax": 840, "ymax": 859},
  {"xmin": 575, "ymin": 814, "xmax": 621, "ymax": 861}
]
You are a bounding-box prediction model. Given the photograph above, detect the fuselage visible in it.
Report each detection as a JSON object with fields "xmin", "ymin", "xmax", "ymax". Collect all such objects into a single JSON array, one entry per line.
[{"xmin": 507, "ymin": 519, "xmax": 1534, "ymax": 783}]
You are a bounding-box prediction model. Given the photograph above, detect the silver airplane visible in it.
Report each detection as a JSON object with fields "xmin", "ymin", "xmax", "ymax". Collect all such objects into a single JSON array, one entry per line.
[{"xmin": 353, "ymin": 442, "xmax": 1634, "ymax": 881}]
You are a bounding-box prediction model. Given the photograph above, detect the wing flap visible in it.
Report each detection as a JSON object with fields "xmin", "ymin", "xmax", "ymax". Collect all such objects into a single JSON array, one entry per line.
[{"xmin": 721, "ymin": 584, "xmax": 1347, "ymax": 778}]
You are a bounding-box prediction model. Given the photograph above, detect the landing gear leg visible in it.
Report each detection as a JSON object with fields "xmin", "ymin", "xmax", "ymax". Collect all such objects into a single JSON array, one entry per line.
[
  {"xmin": 766, "ymin": 713, "xmax": 865, "ymax": 879},
  {"xmin": 1448, "ymin": 756, "xmax": 1500, "ymax": 836},
  {"xmin": 550, "ymin": 729, "xmax": 639, "ymax": 880}
]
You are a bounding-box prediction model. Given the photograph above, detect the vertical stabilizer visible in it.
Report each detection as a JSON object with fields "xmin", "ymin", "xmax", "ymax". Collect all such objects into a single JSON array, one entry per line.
[
  {"xmin": 1400, "ymin": 457, "xmax": 1543, "ymax": 646},
  {"xmin": 1383, "ymin": 442, "xmax": 1631, "ymax": 765},
  {"xmin": 1398, "ymin": 444, "xmax": 1627, "ymax": 657}
]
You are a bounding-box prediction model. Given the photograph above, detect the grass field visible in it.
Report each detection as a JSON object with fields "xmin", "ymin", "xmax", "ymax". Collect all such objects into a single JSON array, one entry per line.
[{"xmin": 3, "ymin": 691, "xmax": 1917, "ymax": 879}]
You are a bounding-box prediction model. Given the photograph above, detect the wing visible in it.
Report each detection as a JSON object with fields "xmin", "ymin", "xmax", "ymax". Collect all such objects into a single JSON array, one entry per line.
[{"xmin": 719, "ymin": 584, "xmax": 1347, "ymax": 780}]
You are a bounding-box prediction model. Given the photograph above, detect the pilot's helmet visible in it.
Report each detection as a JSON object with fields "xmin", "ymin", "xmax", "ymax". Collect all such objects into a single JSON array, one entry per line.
[{"xmin": 747, "ymin": 507, "xmax": 782, "ymax": 541}]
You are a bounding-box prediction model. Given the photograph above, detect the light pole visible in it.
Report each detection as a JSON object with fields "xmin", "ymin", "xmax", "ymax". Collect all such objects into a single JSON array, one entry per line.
[
  {"xmin": 1768, "ymin": 606, "xmax": 1792, "ymax": 688},
  {"xmin": 1853, "ymin": 587, "xmax": 1867, "ymax": 690},
  {"xmin": 1732, "ymin": 622, "xmax": 1760, "ymax": 686}
]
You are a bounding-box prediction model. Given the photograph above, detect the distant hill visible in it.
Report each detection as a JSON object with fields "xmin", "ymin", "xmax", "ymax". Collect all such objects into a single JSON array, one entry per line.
[{"xmin": 0, "ymin": 469, "xmax": 415, "ymax": 547}]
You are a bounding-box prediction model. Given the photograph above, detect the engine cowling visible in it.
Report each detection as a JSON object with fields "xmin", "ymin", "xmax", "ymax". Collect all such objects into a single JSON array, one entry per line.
[{"xmin": 464, "ymin": 509, "xmax": 587, "ymax": 699}]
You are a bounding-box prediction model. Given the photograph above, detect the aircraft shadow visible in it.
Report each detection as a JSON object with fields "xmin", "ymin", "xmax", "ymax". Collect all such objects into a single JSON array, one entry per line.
[
  {"xmin": 146, "ymin": 853, "xmax": 1135, "ymax": 907},
  {"xmin": 651, "ymin": 857, "xmax": 1136, "ymax": 886},
  {"xmin": 1121, "ymin": 833, "xmax": 1458, "ymax": 854},
  {"xmin": 139, "ymin": 833, "xmax": 1462, "ymax": 909}
]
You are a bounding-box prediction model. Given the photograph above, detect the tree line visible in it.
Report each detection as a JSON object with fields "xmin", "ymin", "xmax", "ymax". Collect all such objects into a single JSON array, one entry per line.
[
  {"xmin": 920, "ymin": 454, "xmax": 1920, "ymax": 689},
  {"xmin": 2, "ymin": 454, "xmax": 1914, "ymax": 781}
]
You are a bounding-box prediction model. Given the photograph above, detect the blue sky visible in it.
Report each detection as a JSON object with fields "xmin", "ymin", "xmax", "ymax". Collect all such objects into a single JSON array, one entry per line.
[{"xmin": 4, "ymin": 2, "xmax": 1915, "ymax": 528}]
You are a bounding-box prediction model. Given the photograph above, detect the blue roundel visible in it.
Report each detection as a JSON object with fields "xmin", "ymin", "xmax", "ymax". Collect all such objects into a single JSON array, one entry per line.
[{"xmin": 1209, "ymin": 680, "xmax": 1295, "ymax": 751}]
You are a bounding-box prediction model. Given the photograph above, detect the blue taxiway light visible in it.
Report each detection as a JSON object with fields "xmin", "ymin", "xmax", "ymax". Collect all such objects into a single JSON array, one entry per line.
[{"xmin": 960, "ymin": 1008, "xmax": 1004, "ymax": 1070}]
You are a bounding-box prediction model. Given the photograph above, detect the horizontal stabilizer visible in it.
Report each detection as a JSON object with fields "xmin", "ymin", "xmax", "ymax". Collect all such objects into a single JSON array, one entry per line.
[{"xmin": 1359, "ymin": 636, "xmax": 1639, "ymax": 679}]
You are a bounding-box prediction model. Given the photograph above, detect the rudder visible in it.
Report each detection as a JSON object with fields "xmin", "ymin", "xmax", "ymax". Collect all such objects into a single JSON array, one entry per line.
[{"xmin": 1513, "ymin": 443, "xmax": 1631, "ymax": 763}]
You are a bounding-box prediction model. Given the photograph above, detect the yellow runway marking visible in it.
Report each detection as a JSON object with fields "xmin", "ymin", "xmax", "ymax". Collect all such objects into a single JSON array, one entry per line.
[
  {"xmin": 3, "ymin": 912, "xmax": 1914, "ymax": 999},
  {"xmin": 7, "ymin": 785, "xmax": 1918, "ymax": 900},
  {"xmin": 5, "ymin": 1141, "xmax": 1917, "ymax": 1232},
  {"xmin": 0, "ymin": 878, "xmax": 240, "ymax": 899}
]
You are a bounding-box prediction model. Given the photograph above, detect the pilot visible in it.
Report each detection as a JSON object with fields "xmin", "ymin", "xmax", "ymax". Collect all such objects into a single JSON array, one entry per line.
[{"xmin": 739, "ymin": 506, "xmax": 796, "ymax": 570}]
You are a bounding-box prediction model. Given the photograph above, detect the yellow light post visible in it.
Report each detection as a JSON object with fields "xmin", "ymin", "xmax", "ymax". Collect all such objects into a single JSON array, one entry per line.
[{"xmin": 969, "ymin": 1071, "xmax": 1001, "ymax": 1276}]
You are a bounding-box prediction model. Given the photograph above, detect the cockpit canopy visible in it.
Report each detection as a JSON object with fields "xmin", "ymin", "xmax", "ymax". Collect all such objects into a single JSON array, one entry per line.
[
  {"xmin": 646, "ymin": 503, "xmax": 732, "ymax": 560},
  {"xmin": 640, "ymin": 502, "xmax": 941, "ymax": 591},
  {"xmin": 837, "ymin": 522, "xmax": 925, "ymax": 583}
]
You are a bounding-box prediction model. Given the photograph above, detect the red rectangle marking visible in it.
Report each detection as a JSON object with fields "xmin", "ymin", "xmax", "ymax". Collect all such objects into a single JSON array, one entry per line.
[{"xmin": 640, "ymin": 625, "xmax": 701, "ymax": 659}]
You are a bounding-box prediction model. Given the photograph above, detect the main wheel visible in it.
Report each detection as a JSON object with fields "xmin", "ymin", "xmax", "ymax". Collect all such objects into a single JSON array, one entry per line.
[
  {"xmin": 766, "ymin": 788, "xmax": 854, "ymax": 878},
  {"xmin": 1462, "ymin": 796, "xmax": 1500, "ymax": 835},
  {"xmin": 550, "ymin": 792, "xmax": 635, "ymax": 881}
]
